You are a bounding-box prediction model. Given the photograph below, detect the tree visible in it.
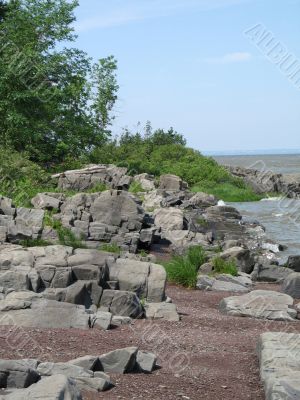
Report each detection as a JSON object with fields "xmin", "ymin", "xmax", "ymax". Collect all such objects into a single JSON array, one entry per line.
[
  {"xmin": 91, "ymin": 56, "xmax": 119, "ymax": 136},
  {"xmin": 0, "ymin": 0, "xmax": 118, "ymax": 163},
  {"xmin": 0, "ymin": 1, "xmax": 7, "ymax": 22}
]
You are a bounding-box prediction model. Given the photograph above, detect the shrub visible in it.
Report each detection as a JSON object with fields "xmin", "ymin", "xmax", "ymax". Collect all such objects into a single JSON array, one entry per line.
[
  {"xmin": 212, "ymin": 257, "xmax": 238, "ymax": 276},
  {"xmin": 164, "ymin": 246, "xmax": 207, "ymax": 288},
  {"xmin": 0, "ymin": 149, "xmax": 54, "ymax": 207},
  {"xmin": 20, "ymin": 238, "xmax": 51, "ymax": 247},
  {"xmin": 100, "ymin": 243, "xmax": 121, "ymax": 254},
  {"xmin": 56, "ymin": 225, "xmax": 87, "ymax": 249},
  {"xmin": 85, "ymin": 182, "xmax": 108, "ymax": 193},
  {"xmin": 128, "ymin": 181, "xmax": 145, "ymax": 193}
]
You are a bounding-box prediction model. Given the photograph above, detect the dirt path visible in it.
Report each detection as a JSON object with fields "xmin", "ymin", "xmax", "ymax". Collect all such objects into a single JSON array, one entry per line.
[{"xmin": 1, "ymin": 283, "xmax": 300, "ymax": 399}]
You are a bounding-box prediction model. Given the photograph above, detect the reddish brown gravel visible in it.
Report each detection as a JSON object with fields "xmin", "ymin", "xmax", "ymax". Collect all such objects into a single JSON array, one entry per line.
[{"xmin": 1, "ymin": 283, "xmax": 300, "ymax": 400}]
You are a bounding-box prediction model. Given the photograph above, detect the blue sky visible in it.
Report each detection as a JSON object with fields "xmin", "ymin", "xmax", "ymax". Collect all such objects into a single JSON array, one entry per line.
[{"xmin": 73, "ymin": 0, "xmax": 300, "ymax": 154}]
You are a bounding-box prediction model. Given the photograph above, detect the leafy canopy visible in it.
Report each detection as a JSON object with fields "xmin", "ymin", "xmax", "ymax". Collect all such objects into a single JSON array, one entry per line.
[{"xmin": 0, "ymin": 0, "xmax": 118, "ymax": 163}]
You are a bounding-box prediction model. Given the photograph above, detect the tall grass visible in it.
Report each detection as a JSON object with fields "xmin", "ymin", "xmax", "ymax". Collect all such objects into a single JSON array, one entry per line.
[
  {"xmin": 164, "ymin": 246, "xmax": 207, "ymax": 288},
  {"xmin": 212, "ymin": 257, "xmax": 238, "ymax": 276}
]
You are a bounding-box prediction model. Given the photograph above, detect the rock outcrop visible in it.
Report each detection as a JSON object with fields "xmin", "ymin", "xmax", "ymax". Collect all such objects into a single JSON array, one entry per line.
[
  {"xmin": 0, "ymin": 348, "xmax": 157, "ymax": 397},
  {"xmin": 257, "ymin": 332, "xmax": 300, "ymax": 400},
  {"xmin": 219, "ymin": 290, "xmax": 297, "ymax": 321}
]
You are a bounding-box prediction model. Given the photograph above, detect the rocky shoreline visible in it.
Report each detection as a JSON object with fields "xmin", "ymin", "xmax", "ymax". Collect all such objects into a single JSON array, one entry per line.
[{"xmin": 0, "ymin": 164, "xmax": 299, "ymax": 398}]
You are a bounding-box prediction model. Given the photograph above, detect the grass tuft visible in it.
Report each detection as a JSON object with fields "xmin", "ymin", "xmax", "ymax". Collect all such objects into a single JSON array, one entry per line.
[
  {"xmin": 164, "ymin": 246, "xmax": 207, "ymax": 288},
  {"xmin": 212, "ymin": 256, "xmax": 238, "ymax": 276}
]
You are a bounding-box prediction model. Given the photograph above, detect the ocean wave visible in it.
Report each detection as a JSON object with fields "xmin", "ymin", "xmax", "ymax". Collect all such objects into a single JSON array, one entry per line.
[{"xmin": 260, "ymin": 197, "xmax": 282, "ymax": 202}]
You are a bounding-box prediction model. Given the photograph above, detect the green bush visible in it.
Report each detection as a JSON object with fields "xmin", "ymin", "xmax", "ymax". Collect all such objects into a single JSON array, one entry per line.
[
  {"xmin": 164, "ymin": 246, "xmax": 207, "ymax": 288},
  {"xmin": 0, "ymin": 149, "xmax": 54, "ymax": 207},
  {"xmin": 128, "ymin": 181, "xmax": 145, "ymax": 193},
  {"xmin": 100, "ymin": 243, "xmax": 121, "ymax": 254},
  {"xmin": 89, "ymin": 128, "xmax": 262, "ymax": 202},
  {"xmin": 20, "ymin": 238, "xmax": 51, "ymax": 247},
  {"xmin": 56, "ymin": 225, "xmax": 87, "ymax": 249},
  {"xmin": 212, "ymin": 257, "xmax": 238, "ymax": 276}
]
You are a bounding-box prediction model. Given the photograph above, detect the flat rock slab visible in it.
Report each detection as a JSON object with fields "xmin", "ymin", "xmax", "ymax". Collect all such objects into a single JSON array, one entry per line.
[
  {"xmin": 0, "ymin": 374, "xmax": 82, "ymax": 399},
  {"xmin": 0, "ymin": 299, "xmax": 89, "ymax": 329},
  {"xmin": 258, "ymin": 332, "xmax": 300, "ymax": 399},
  {"xmin": 219, "ymin": 290, "xmax": 297, "ymax": 321}
]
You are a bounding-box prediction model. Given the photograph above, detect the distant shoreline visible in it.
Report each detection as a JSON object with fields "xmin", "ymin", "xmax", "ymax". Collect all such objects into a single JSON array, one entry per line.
[{"xmin": 204, "ymin": 151, "xmax": 300, "ymax": 157}]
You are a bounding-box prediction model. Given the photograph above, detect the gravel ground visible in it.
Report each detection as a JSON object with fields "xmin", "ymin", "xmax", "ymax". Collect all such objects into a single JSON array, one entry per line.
[{"xmin": 0, "ymin": 283, "xmax": 299, "ymax": 399}]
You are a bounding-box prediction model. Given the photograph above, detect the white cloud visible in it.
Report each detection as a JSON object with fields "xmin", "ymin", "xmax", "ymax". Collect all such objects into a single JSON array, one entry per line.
[
  {"xmin": 204, "ymin": 52, "xmax": 252, "ymax": 64},
  {"xmin": 75, "ymin": 0, "xmax": 253, "ymax": 32}
]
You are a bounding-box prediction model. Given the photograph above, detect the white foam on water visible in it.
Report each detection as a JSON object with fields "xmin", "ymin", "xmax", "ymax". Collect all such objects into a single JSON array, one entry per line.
[{"xmin": 260, "ymin": 197, "xmax": 282, "ymax": 202}]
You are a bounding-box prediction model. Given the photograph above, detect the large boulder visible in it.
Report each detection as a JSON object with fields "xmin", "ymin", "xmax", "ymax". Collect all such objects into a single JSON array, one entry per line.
[
  {"xmin": 54, "ymin": 164, "xmax": 132, "ymax": 191},
  {"xmin": 0, "ymin": 360, "xmax": 40, "ymax": 389},
  {"xmin": 188, "ymin": 192, "xmax": 217, "ymax": 208},
  {"xmin": 144, "ymin": 302, "xmax": 180, "ymax": 322},
  {"xmin": 257, "ymin": 332, "xmax": 300, "ymax": 400},
  {"xmin": 109, "ymin": 259, "xmax": 166, "ymax": 302},
  {"xmin": 219, "ymin": 290, "xmax": 297, "ymax": 321},
  {"xmin": 133, "ymin": 174, "xmax": 155, "ymax": 191},
  {"xmin": 252, "ymin": 264, "xmax": 293, "ymax": 283},
  {"xmin": 98, "ymin": 347, "xmax": 138, "ymax": 374},
  {"xmin": 0, "ymin": 374, "xmax": 82, "ymax": 400},
  {"xmin": 282, "ymin": 272, "xmax": 300, "ymax": 298},
  {"xmin": 0, "ymin": 298, "xmax": 90, "ymax": 329},
  {"xmin": 31, "ymin": 193, "xmax": 61, "ymax": 210},
  {"xmin": 90, "ymin": 190, "xmax": 143, "ymax": 228},
  {"xmin": 100, "ymin": 290, "xmax": 143, "ymax": 318},
  {"xmin": 286, "ymin": 255, "xmax": 300, "ymax": 272},
  {"xmin": 154, "ymin": 208, "xmax": 184, "ymax": 231},
  {"xmin": 197, "ymin": 274, "xmax": 251, "ymax": 292},
  {"xmin": 159, "ymin": 174, "xmax": 187, "ymax": 191}
]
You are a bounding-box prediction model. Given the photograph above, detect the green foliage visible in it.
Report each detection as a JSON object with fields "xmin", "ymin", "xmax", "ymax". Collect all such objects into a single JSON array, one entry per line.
[
  {"xmin": 20, "ymin": 238, "xmax": 51, "ymax": 247},
  {"xmin": 128, "ymin": 181, "xmax": 145, "ymax": 194},
  {"xmin": 192, "ymin": 182, "xmax": 263, "ymax": 202},
  {"xmin": 212, "ymin": 257, "xmax": 238, "ymax": 276},
  {"xmin": 85, "ymin": 182, "xmax": 108, "ymax": 193},
  {"xmin": 164, "ymin": 246, "xmax": 207, "ymax": 288},
  {"xmin": 89, "ymin": 126, "xmax": 261, "ymax": 201},
  {"xmin": 196, "ymin": 217, "xmax": 209, "ymax": 228},
  {"xmin": 0, "ymin": 0, "xmax": 118, "ymax": 163},
  {"xmin": 100, "ymin": 243, "xmax": 121, "ymax": 254},
  {"xmin": 91, "ymin": 56, "xmax": 119, "ymax": 135},
  {"xmin": 56, "ymin": 224, "xmax": 87, "ymax": 249},
  {"xmin": 0, "ymin": 149, "xmax": 54, "ymax": 207}
]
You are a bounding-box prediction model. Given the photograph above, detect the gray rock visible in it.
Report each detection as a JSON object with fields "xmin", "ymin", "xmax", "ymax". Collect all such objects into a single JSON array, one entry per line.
[
  {"xmin": 286, "ymin": 255, "xmax": 300, "ymax": 272},
  {"xmin": 188, "ymin": 192, "xmax": 217, "ymax": 208},
  {"xmin": 282, "ymin": 272, "xmax": 300, "ymax": 298},
  {"xmin": 0, "ymin": 374, "xmax": 82, "ymax": 399},
  {"xmin": 0, "ymin": 360, "xmax": 40, "ymax": 389},
  {"xmin": 144, "ymin": 302, "xmax": 180, "ymax": 322},
  {"xmin": 0, "ymin": 299, "xmax": 89, "ymax": 329},
  {"xmin": 0, "ymin": 271, "xmax": 30, "ymax": 291},
  {"xmin": 68, "ymin": 356, "xmax": 101, "ymax": 372},
  {"xmin": 98, "ymin": 347, "xmax": 138, "ymax": 374},
  {"xmin": 111, "ymin": 316, "xmax": 132, "ymax": 326},
  {"xmin": 51, "ymin": 268, "xmax": 73, "ymax": 288},
  {"xmin": 100, "ymin": 290, "xmax": 143, "ymax": 319},
  {"xmin": 31, "ymin": 193, "xmax": 61, "ymax": 210},
  {"xmin": 91, "ymin": 310, "xmax": 112, "ymax": 330},
  {"xmin": 133, "ymin": 174, "xmax": 155, "ymax": 191},
  {"xmin": 219, "ymin": 246, "xmax": 255, "ymax": 274},
  {"xmin": 154, "ymin": 208, "xmax": 184, "ymax": 231},
  {"xmin": 90, "ymin": 190, "xmax": 143, "ymax": 228},
  {"xmin": 136, "ymin": 351, "xmax": 157, "ymax": 373},
  {"xmin": 257, "ymin": 332, "xmax": 300, "ymax": 400},
  {"xmin": 253, "ymin": 264, "xmax": 293, "ymax": 283},
  {"xmin": 219, "ymin": 290, "xmax": 297, "ymax": 321},
  {"xmin": 159, "ymin": 174, "xmax": 187, "ymax": 191}
]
